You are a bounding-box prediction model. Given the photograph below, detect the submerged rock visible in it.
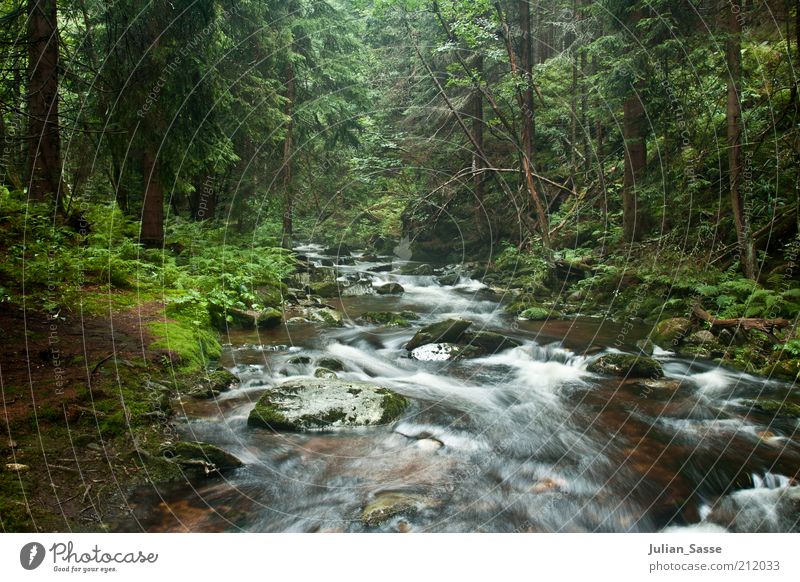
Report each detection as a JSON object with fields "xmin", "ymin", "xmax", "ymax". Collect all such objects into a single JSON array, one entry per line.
[
  {"xmin": 406, "ymin": 318, "xmax": 472, "ymax": 350},
  {"xmin": 587, "ymin": 353, "xmax": 664, "ymax": 379},
  {"xmin": 375, "ymin": 282, "xmax": 405, "ymax": 295},
  {"xmin": 362, "ymin": 492, "xmax": 428, "ymax": 527},
  {"xmin": 247, "ymin": 378, "xmax": 409, "ymax": 431},
  {"xmin": 162, "ymin": 441, "xmax": 243, "ymax": 476}
]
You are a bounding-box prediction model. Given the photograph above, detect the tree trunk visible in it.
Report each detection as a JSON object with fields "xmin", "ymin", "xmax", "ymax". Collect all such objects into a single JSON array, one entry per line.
[
  {"xmin": 26, "ymin": 0, "xmax": 62, "ymax": 205},
  {"xmin": 472, "ymin": 53, "xmax": 485, "ymax": 233},
  {"xmin": 726, "ymin": 3, "xmax": 757, "ymax": 279},
  {"xmin": 622, "ymin": 91, "xmax": 645, "ymax": 243},
  {"xmin": 281, "ymin": 59, "xmax": 295, "ymax": 250},
  {"xmin": 140, "ymin": 148, "xmax": 164, "ymax": 247},
  {"xmin": 516, "ymin": 0, "xmax": 551, "ymax": 248}
]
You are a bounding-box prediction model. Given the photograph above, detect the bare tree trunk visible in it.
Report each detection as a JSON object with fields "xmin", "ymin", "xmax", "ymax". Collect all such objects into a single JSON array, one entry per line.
[
  {"xmin": 281, "ymin": 59, "xmax": 295, "ymax": 250},
  {"xmin": 621, "ymin": 10, "xmax": 645, "ymax": 244},
  {"xmin": 726, "ymin": 2, "xmax": 756, "ymax": 279},
  {"xmin": 140, "ymin": 147, "xmax": 164, "ymax": 247},
  {"xmin": 26, "ymin": 0, "xmax": 62, "ymax": 205},
  {"xmin": 472, "ymin": 53, "xmax": 485, "ymax": 233}
]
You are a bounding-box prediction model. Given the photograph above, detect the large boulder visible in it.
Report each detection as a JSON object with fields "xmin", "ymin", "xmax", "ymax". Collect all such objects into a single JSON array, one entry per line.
[
  {"xmin": 309, "ymin": 281, "xmax": 342, "ymax": 298},
  {"xmin": 247, "ymin": 379, "xmax": 409, "ymax": 431},
  {"xmin": 652, "ymin": 318, "xmax": 692, "ymax": 346},
  {"xmin": 406, "ymin": 319, "xmax": 472, "ymax": 350},
  {"xmin": 587, "ymin": 353, "xmax": 664, "ymax": 379}
]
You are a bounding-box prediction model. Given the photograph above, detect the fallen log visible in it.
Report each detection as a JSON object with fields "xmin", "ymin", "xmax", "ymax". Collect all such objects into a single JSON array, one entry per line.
[{"xmin": 692, "ymin": 304, "xmax": 790, "ymax": 341}]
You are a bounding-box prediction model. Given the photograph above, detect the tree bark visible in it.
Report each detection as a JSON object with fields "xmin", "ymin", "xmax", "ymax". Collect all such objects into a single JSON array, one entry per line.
[
  {"xmin": 281, "ymin": 58, "xmax": 295, "ymax": 250},
  {"xmin": 726, "ymin": 2, "xmax": 757, "ymax": 279},
  {"xmin": 622, "ymin": 90, "xmax": 645, "ymax": 243},
  {"xmin": 140, "ymin": 147, "xmax": 164, "ymax": 247},
  {"xmin": 26, "ymin": 0, "xmax": 62, "ymax": 205},
  {"xmin": 472, "ymin": 53, "xmax": 485, "ymax": 233}
]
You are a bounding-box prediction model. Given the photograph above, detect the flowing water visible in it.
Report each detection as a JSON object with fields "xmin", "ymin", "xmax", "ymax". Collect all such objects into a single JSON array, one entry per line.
[{"xmin": 120, "ymin": 245, "xmax": 800, "ymax": 532}]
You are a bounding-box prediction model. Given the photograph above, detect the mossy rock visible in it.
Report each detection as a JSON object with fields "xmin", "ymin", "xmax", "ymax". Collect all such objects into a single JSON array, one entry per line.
[
  {"xmin": 743, "ymin": 399, "xmax": 800, "ymax": 418},
  {"xmin": 188, "ymin": 369, "xmax": 240, "ymax": 399},
  {"xmin": 406, "ymin": 318, "xmax": 472, "ymax": 350},
  {"xmin": 361, "ymin": 311, "xmax": 418, "ymax": 327},
  {"xmin": 518, "ymin": 307, "xmax": 552, "ymax": 321},
  {"xmin": 652, "ymin": 317, "xmax": 692, "ymax": 346},
  {"xmin": 587, "ymin": 353, "xmax": 664, "ymax": 379},
  {"xmin": 162, "ymin": 441, "xmax": 243, "ymax": 476},
  {"xmin": 256, "ymin": 308, "xmax": 283, "ymax": 329},
  {"xmin": 306, "ymin": 307, "xmax": 343, "ymax": 327},
  {"xmin": 317, "ymin": 357, "xmax": 344, "ymax": 371},
  {"xmin": 362, "ymin": 493, "xmax": 425, "ymax": 527},
  {"xmin": 460, "ymin": 331, "xmax": 521, "ymax": 353},
  {"xmin": 247, "ymin": 379, "xmax": 409, "ymax": 431},
  {"xmin": 636, "ymin": 339, "xmax": 655, "ymax": 356},
  {"xmin": 376, "ymin": 282, "xmax": 405, "ymax": 295},
  {"xmin": 310, "ymin": 281, "xmax": 342, "ymax": 298},
  {"xmin": 314, "ymin": 367, "xmax": 338, "ymax": 379}
]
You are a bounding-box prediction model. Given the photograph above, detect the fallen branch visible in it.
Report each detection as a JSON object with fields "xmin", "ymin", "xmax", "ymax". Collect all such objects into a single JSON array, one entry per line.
[{"xmin": 692, "ymin": 304, "xmax": 789, "ymax": 340}]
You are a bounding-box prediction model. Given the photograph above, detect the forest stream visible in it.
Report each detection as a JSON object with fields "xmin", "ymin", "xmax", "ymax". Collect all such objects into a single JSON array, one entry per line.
[{"xmin": 117, "ymin": 245, "xmax": 800, "ymax": 533}]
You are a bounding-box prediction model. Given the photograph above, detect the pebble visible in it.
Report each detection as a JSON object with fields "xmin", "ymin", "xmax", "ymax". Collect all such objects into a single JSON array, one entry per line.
[{"xmin": 5, "ymin": 463, "xmax": 29, "ymax": 472}]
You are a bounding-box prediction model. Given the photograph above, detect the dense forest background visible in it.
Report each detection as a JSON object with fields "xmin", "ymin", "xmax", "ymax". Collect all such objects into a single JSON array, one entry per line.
[
  {"xmin": 1, "ymin": 0, "xmax": 800, "ymax": 532},
  {"xmin": 0, "ymin": 0, "xmax": 798, "ymax": 368}
]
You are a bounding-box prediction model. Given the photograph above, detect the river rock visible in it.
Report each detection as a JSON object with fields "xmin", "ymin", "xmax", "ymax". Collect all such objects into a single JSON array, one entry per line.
[
  {"xmin": 323, "ymin": 244, "xmax": 353, "ymax": 256},
  {"xmin": 410, "ymin": 343, "xmax": 466, "ymax": 361},
  {"xmin": 306, "ymin": 307, "xmax": 343, "ymax": 326},
  {"xmin": 188, "ymin": 369, "xmax": 240, "ymax": 399},
  {"xmin": 743, "ymin": 399, "xmax": 800, "ymax": 418},
  {"xmin": 687, "ymin": 330, "xmax": 716, "ymax": 345},
  {"xmin": 317, "ymin": 357, "xmax": 344, "ymax": 371},
  {"xmin": 376, "ymin": 282, "xmax": 405, "ymax": 295},
  {"xmin": 368, "ymin": 264, "xmax": 394, "ymax": 273},
  {"xmin": 706, "ymin": 486, "xmax": 800, "ymax": 532},
  {"xmin": 309, "ymin": 281, "xmax": 342, "ymax": 298},
  {"xmin": 247, "ymin": 378, "xmax": 409, "ymax": 431},
  {"xmin": 162, "ymin": 441, "xmax": 243, "ymax": 476},
  {"xmin": 406, "ymin": 318, "xmax": 473, "ymax": 350},
  {"xmin": 362, "ymin": 492, "xmax": 427, "ymax": 527},
  {"xmin": 635, "ymin": 339, "xmax": 655, "ymax": 356},
  {"xmin": 587, "ymin": 353, "xmax": 664, "ymax": 379},
  {"xmin": 463, "ymin": 331, "xmax": 521, "ymax": 352},
  {"xmin": 412, "ymin": 264, "xmax": 434, "ymax": 276},
  {"xmin": 360, "ymin": 311, "xmax": 417, "ymax": 327},
  {"xmin": 5, "ymin": 463, "xmax": 29, "ymax": 473},
  {"xmin": 518, "ymin": 307, "xmax": 551, "ymax": 321},
  {"xmin": 314, "ymin": 367, "xmax": 338, "ymax": 379},
  {"xmin": 653, "ymin": 318, "xmax": 692, "ymax": 345},
  {"xmin": 436, "ymin": 273, "xmax": 461, "ymax": 286}
]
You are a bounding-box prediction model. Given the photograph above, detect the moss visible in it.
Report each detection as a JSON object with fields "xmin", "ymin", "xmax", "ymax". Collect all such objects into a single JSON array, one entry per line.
[
  {"xmin": 377, "ymin": 389, "xmax": 409, "ymax": 424},
  {"xmin": 361, "ymin": 311, "xmax": 415, "ymax": 327},
  {"xmin": 148, "ymin": 319, "xmax": 221, "ymax": 374},
  {"xmin": 310, "ymin": 281, "xmax": 341, "ymax": 298},
  {"xmin": 298, "ymin": 409, "xmax": 349, "ymax": 428},
  {"xmin": 587, "ymin": 353, "xmax": 664, "ymax": 379},
  {"xmin": 247, "ymin": 400, "xmax": 297, "ymax": 431},
  {"xmin": 317, "ymin": 357, "xmax": 344, "ymax": 371},
  {"xmin": 518, "ymin": 307, "xmax": 551, "ymax": 320},
  {"xmin": 256, "ymin": 308, "xmax": 283, "ymax": 329},
  {"xmin": 743, "ymin": 399, "xmax": 800, "ymax": 418}
]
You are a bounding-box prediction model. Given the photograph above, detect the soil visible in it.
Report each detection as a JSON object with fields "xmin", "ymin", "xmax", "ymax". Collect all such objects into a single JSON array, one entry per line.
[{"xmin": 0, "ymin": 297, "xmax": 180, "ymax": 532}]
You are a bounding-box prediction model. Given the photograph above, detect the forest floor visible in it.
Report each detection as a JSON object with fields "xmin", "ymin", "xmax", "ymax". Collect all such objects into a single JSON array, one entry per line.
[{"xmin": 0, "ymin": 295, "xmax": 189, "ymax": 532}]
